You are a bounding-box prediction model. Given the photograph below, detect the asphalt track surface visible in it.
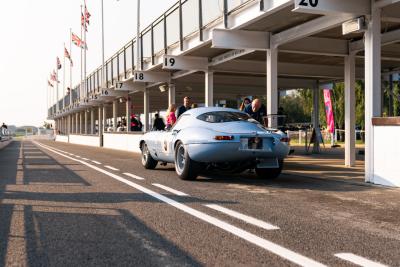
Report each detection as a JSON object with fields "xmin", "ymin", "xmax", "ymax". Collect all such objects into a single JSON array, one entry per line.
[{"xmin": 1, "ymin": 140, "xmax": 399, "ymax": 266}]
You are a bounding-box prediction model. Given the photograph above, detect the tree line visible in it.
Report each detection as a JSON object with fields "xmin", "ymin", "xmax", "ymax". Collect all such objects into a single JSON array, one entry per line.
[{"xmin": 279, "ymin": 80, "xmax": 400, "ymax": 139}]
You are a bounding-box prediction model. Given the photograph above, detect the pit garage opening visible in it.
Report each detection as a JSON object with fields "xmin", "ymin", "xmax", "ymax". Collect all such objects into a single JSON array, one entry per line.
[{"xmin": 48, "ymin": 0, "xmax": 400, "ymax": 187}]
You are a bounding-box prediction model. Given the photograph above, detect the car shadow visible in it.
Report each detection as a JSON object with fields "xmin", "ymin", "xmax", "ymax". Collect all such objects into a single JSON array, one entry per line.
[{"xmin": 154, "ymin": 164, "xmax": 377, "ymax": 192}]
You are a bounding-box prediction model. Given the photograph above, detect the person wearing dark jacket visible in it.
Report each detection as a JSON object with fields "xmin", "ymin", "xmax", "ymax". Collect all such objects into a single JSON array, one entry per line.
[
  {"xmin": 177, "ymin": 96, "xmax": 191, "ymax": 118},
  {"xmin": 153, "ymin": 113, "xmax": 165, "ymax": 131},
  {"xmin": 244, "ymin": 99, "xmax": 267, "ymax": 124},
  {"xmin": 130, "ymin": 115, "xmax": 142, "ymax": 131}
]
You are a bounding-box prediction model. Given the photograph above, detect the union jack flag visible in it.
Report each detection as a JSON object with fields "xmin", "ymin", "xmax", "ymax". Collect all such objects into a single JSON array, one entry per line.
[
  {"xmin": 85, "ymin": 5, "xmax": 91, "ymax": 24},
  {"xmin": 50, "ymin": 71, "xmax": 58, "ymax": 83},
  {"xmin": 72, "ymin": 32, "xmax": 87, "ymax": 50},
  {"xmin": 81, "ymin": 12, "xmax": 88, "ymax": 31},
  {"xmin": 57, "ymin": 57, "xmax": 62, "ymax": 70},
  {"xmin": 64, "ymin": 47, "xmax": 73, "ymax": 67}
]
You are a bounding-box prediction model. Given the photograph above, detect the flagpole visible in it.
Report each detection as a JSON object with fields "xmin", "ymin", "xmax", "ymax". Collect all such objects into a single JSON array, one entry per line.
[
  {"xmin": 56, "ymin": 66, "xmax": 59, "ymax": 113},
  {"xmin": 101, "ymin": 0, "xmax": 105, "ymax": 89},
  {"xmin": 63, "ymin": 43, "xmax": 66, "ymax": 110},
  {"xmin": 46, "ymin": 80, "xmax": 49, "ymax": 115},
  {"xmin": 84, "ymin": 0, "xmax": 87, "ymax": 99},
  {"xmin": 136, "ymin": 0, "xmax": 141, "ymax": 70},
  {"xmin": 80, "ymin": 4, "xmax": 83, "ymax": 101},
  {"xmin": 70, "ymin": 28, "xmax": 73, "ymax": 106}
]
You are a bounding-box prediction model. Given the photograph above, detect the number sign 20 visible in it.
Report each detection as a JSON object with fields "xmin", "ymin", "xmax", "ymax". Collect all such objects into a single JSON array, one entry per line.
[{"xmin": 299, "ymin": 0, "xmax": 319, "ymax": 7}]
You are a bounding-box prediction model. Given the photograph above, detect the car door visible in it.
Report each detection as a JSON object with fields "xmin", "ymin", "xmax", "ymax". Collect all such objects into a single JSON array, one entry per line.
[{"xmin": 162, "ymin": 114, "xmax": 192, "ymax": 161}]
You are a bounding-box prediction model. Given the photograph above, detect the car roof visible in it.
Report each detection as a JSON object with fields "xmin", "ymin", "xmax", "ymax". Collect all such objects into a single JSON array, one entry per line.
[{"xmin": 185, "ymin": 107, "xmax": 246, "ymax": 117}]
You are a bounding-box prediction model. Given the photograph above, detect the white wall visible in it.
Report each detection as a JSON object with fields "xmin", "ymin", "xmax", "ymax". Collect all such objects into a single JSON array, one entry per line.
[
  {"xmin": 103, "ymin": 133, "xmax": 143, "ymax": 153},
  {"xmin": 55, "ymin": 135, "xmax": 69, "ymax": 143},
  {"xmin": 373, "ymin": 126, "xmax": 400, "ymax": 187},
  {"xmin": 69, "ymin": 135, "xmax": 100, "ymax": 147}
]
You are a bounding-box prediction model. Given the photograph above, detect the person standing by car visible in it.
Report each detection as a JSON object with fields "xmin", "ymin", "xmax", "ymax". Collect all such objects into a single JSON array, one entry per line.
[
  {"xmin": 166, "ymin": 104, "xmax": 177, "ymax": 130},
  {"xmin": 153, "ymin": 113, "xmax": 165, "ymax": 131},
  {"xmin": 177, "ymin": 96, "xmax": 191, "ymax": 118},
  {"xmin": 130, "ymin": 114, "xmax": 142, "ymax": 131},
  {"xmin": 239, "ymin": 97, "xmax": 251, "ymax": 111},
  {"xmin": 244, "ymin": 98, "xmax": 267, "ymax": 124}
]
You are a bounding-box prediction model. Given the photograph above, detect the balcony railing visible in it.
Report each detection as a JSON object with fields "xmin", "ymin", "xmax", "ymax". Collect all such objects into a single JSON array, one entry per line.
[{"xmin": 55, "ymin": 0, "xmax": 256, "ymax": 111}]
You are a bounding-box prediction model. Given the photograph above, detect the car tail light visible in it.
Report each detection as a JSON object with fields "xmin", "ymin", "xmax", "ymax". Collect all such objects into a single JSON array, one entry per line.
[
  {"xmin": 215, "ymin": 136, "xmax": 234, "ymax": 141},
  {"xmin": 280, "ymin": 137, "xmax": 290, "ymax": 144}
]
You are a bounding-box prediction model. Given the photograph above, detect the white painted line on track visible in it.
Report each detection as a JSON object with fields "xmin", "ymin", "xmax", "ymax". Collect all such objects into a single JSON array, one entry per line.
[
  {"xmin": 152, "ymin": 183, "xmax": 189, "ymax": 196},
  {"xmin": 75, "ymin": 155, "xmax": 81, "ymax": 158},
  {"xmin": 335, "ymin": 253, "xmax": 388, "ymax": 267},
  {"xmin": 104, "ymin": 165, "xmax": 119, "ymax": 171},
  {"xmin": 82, "ymin": 158, "xmax": 89, "ymax": 161},
  {"xmin": 34, "ymin": 141, "xmax": 326, "ymax": 267},
  {"xmin": 91, "ymin": 160, "xmax": 101, "ymax": 165},
  {"xmin": 123, "ymin": 173, "xmax": 145, "ymax": 180},
  {"xmin": 205, "ymin": 204, "xmax": 279, "ymax": 231}
]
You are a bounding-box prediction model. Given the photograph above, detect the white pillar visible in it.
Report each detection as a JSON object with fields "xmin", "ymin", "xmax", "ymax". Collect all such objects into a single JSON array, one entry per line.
[
  {"xmin": 205, "ymin": 71, "xmax": 214, "ymax": 107},
  {"xmin": 312, "ymin": 85, "xmax": 320, "ymax": 153},
  {"xmin": 76, "ymin": 113, "xmax": 79, "ymax": 134},
  {"xmin": 168, "ymin": 83, "xmax": 176, "ymax": 106},
  {"xmin": 72, "ymin": 114, "xmax": 75, "ymax": 134},
  {"xmin": 80, "ymin": 112, "xmax": 83, "ymax": 134},
  {"xmin": 84, "ymin": 110, "xmax": 88, "ymax": 134},
  {"xmin": 144, "ymin": 90, "xmax": 150, "ymax": 132},
  {"xmin": 345, "ymin": 54, "xmax": 356, "ymax": 167},
  {"xmin": 98, "ymin": 106, "xmax": 103, "ymax": 146},
  {"xmin": 113, "ymin": 100, "xmax": 118, "ymax": 131},
  {"xmin": 90, "ymin": 108, "xmax": 95, "ymax": 134},
  {"xmin": 126, "ymin": 97, "xmax": 131, "ymax": 132},
  {"xmin": 267, "ymin": 48, "xmax": 278, "ymax": 128},
  {"xmin": 102, "ymin": 105, "xmax": 107, "ymax": 132},
  {"xmin": 364, "ymin": 7, "xmax": 381, "ymax": 183},
  {"xmin": 67, "ymin": 115, "xmax": 71, "ymax": 135}
]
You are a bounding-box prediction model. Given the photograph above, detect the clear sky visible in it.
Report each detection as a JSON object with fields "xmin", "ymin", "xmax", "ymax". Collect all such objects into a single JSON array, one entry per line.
[{"xmin": 0, "ymin": 0, "xmax": 176, "ymax": 127}]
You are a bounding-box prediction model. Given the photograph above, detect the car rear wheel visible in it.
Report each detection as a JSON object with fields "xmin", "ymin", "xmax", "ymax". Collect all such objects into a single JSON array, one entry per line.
[
  {"xmin": 255, "ymin": 160, "xmax": 283, "ymax": 179},
  {"xmin": 174, "ymin": 141, "xmax": 200, "ymax": 180},
  {"xmin": 141, "ymin": 143, "xmax": 158, "ymax": 169}
]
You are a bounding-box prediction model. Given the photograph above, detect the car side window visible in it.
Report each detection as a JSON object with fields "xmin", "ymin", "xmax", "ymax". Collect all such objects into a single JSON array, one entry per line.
[{"xmin": 172, "ymin": 114, "xmax": 191, "ymax": 131}]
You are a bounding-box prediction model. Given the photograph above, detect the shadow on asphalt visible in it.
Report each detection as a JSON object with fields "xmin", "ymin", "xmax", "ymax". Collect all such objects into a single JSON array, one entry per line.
[
  {"xmin": 0, "ymin": 141, "xmax": 214, "ymax": 266},
  {"xmin": 154, "ymin": 165, "xmax": 375, "ymax": 193},
  {"xmin": 21, "ymin": 205, "xmax": 201, "ymax": 266}
]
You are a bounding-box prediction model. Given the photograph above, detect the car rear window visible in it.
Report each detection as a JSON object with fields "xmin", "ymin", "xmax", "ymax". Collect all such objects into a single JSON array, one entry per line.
[{"xmin": 197, "ymin": 111, "xmax": 251, "ymax": 123}]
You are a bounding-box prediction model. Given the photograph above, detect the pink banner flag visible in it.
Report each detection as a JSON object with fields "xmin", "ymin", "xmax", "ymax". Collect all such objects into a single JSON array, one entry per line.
[{"xmin": 323, "ymin": 89, "xmax": 335, "ymax": 134}]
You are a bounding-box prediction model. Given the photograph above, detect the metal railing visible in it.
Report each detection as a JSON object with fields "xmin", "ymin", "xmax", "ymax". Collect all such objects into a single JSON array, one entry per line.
[{"xmin": 49, "ymin": 0, "xmax": 256, "ymax": 118}]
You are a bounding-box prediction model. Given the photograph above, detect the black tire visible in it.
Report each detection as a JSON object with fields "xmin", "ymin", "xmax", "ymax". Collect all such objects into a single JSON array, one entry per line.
[
  {"xmin": 255, "ymin": 160, "xmax": 283, "ymax": 179},
  {"xmin": 174, "ymin": 141, "xmax": 200, "ymax": 180},
  {"xmin": 141, "ymin": 143, "xmax": 158, "ymax": 169}
]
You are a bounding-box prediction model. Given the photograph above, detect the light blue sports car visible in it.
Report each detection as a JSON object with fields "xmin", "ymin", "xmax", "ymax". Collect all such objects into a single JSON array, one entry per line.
[{"xmin": 140, "ymin": 107, "xmax": 290, "ymax": 180}]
